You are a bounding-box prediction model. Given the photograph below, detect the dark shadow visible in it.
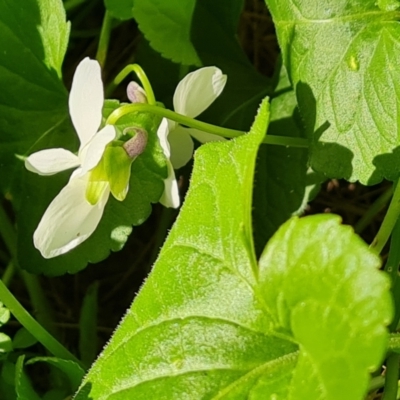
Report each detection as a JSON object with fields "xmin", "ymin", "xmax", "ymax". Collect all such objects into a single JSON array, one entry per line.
[
  {"xmin": 190, "ymin": 0, "xmax": 273, "ymax": 130},
  {"xmin": 296, "ymin": 81, "xmax": 354, "ymax": 180},
  {"xmin": 369, "ymin": 145, "xmax": 400, "ymax": 185}
]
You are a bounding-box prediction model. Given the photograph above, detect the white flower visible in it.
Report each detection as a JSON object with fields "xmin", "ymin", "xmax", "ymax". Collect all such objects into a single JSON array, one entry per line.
[
  {"xmin": 157, "ymin": 66, "xmax": 227, "ymax": 208},
  {"xmin": 25, "ymin": 58, "xmax": 116, "ymax": 258}
]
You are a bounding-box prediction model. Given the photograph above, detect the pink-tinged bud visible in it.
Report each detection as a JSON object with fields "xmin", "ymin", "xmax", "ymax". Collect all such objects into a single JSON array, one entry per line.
[
  {"xmin": 123, "ymin": 128, "xmax": 148, "ymax": 158},
  {"xmin": 127, "ymin": 81, "xmax": 147, "ymax": 103}
]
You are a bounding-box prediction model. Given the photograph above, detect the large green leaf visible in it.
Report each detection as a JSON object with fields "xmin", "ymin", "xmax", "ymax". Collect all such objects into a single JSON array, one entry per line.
[
  {"xmin": 0, "ymin": 0, "xmax": 69, "ymax": 194},
  {"xmin": 132, "ymin": 0, "xmax": 201, "ymax": 66},
  {"xmin": 74, "ymin": 99, "xmax": 281, "ymax": 398},
  {"xmin": 266, "ymin": 0, "xmax": 400, "ymax": 184},
  {"xmin": 257, "ymin": 214, "xmax": 392, "ymax": 399},
  {"xmin": 17, "ymin": 105, "xmax": 167, "ymax": 275},
  {"xmin": 74, "ymin": 98, "xmax": 391, "ymax": 399}
]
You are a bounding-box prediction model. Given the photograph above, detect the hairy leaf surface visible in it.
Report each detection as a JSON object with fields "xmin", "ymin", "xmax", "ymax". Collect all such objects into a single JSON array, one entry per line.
[
  {"xmin": 75, "ymin": 98, "xmax": 391, "ymax": 399},
  {"xmin": 266, "ymin": 0, "xmax": 400, "ymax": 184}
]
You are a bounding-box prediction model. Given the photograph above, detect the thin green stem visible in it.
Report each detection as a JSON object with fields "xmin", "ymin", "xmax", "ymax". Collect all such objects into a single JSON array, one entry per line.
[
  {"xmin": 368, "ymin": 375, "xmax": 385, "ymax": 393},
  {"xmin": 63, "ymin": 0, "xmax": 87, "ymax": 11},
  {"xmin": 0, "ymin": 203, "xmax": 58, "ymax": 336},
  {"xmin": 108, "ymin": 64, "xmax": 156, "ymax": 104},
  {"xmin": 0, "ymin": 279, "xmax": 82, "ymax": 367},
  {"xmin": 383, "ymin": 353, "xmax": 400, "ymax": 400},
  {"xmin": 106, "ymin": 104, "xmax": 309, "ymax": 148},
  {"xmin": 1, "ymin": 262, "xmax": 16, "ymax": 287},
  {"xmin": 96, "ymin": 10, "xmax": 113, "ymax": 68},
  {"xmin": 370, "ymin": 180, "xmax": 400, "ymax": 254},
  {"xmin": 355, "ymin": 186, "xmax": 393, "ymax": 234},
  {"xmin": 20, "ymin": 271, "xmax": 59, "ymax": 337},
  {"xmin": 385, "ymin": 218, "xmax": 400, "ymax": 331},
  {"xmin": 0, "ymin": 203, "xmax": 17, "ymax": 257}
]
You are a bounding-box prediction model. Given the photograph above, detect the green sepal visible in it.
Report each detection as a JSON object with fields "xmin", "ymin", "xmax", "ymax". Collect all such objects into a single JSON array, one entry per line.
[
  {"xmin": 86, "ymin": 159, "xmax": 109, "ymax": 206},
  {"xmin": 103, "ymin": 145, "xmax": 133, "ymax": 202}
]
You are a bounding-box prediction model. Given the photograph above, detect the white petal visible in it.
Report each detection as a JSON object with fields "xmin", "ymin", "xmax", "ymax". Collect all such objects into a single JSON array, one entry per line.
[
  {"xmin": 33, "ymin": 174, "xmax": 110, "ymax": 258},
  {"xmin": 25, "ymin": 148, "xmax": 80, "ymax": 176},
  {"xmin": 186, "ymin": 128, "xmax": 227, "ymax": 144},
  {"xmin": 173, "ymin": 67, "xmax": 227, "ymax": 118},
  {"xmin": 159, "ymin": 160, "xmax": 180, "ymax": 208},
  {"xmin": 168, "ymin": 126, "xmax": 194, "ymax": 169},
  {"xmin": 69, "ymin": 58, "xmax": 104, "ymax": 148},
  {"xmin": 157, "ymin": 118, "xmax": 172, "ymax": 158},
  {"xmin": 79, "ymin": 125, "xmax": 116, "ymax": 174}
]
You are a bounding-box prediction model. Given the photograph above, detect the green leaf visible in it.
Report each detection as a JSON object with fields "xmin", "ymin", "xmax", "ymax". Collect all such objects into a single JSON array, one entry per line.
[
  {"xmin": 15, "ymin": 356, "xmax": 41, "ymax": 400},
  {"xmin": 75, "ymin": 97, "xmax": 392, "ymax": 399},
  {"xmin": 257, "ymin": 214, "xmax": 392, "ymax": 399},
  {"xmin": 17, "ymin": 109, "xmax": 167, "ymax": 275},
  {"xmin": 38, "ymin": 0, "xmax": 70, "ymax": 76},
  {"xmin": 132, "ymin": 0, "xmax": 201, "ymax": 66},
  {"xmin": 26, "ymin": 357, "xmax": 85, "ymax": 392},
  {"xmin": 266, "ymin": 0, "xmax": 400, "ymax": 184},
  {"xmin": 104, "ymin": 0, "xmax": 133, "ymax": 20},
  {"xmin": 74, "ymin": 99, "xmax": 280, "ymax": 398},
  {"xmin": 0, "ymin": 333, "xmax": 13, "ymax": 354},
  {"xmin": 12, "ymin": 328, "xmax": 37, "ymax": 350},
  {"xmin": 0, "ymin": 0, "xmax": 69, "ymax": 194},
  {"xmin": 0, "ymin": 303, "xmax": 10, "ymax": 327}
]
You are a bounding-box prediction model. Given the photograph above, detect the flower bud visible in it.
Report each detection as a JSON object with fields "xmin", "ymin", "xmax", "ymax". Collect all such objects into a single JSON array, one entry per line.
[
  {"xmin": 123, "ymin": 128, "xmax": 148, "ymax": 158},
  {"xmin": 127, "ymin": 81, "xmax": 147, "ymax": 103}
]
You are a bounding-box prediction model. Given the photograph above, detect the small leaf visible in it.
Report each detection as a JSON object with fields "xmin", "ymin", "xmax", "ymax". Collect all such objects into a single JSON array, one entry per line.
[
  {"xmin": 132, "ymin": 0, "xmax": 201, "ymax": 66},
  {"xmin": 0, "ymin": 303, "xmax": 10, "ymax": 327},
  {"xmin": 15, "ymin": 356, "xmax": 41, "ymax": 400},
  {"xmin": 26, "ymin": 357, "xmax": 85, "ymax": 392},
  {"xmin": 13, "ymin": 328, "xmax": 37, "ymax": 350},
  {"xmin": 37, "ymin": 0, "xmax": 70, "ymax": 76},
  {"xmin": 266, "ymin": 0, "xmax": 400, "ymax": 183},
  {"xmin": 0, "ymin": 334, "xmax": 13, "ymax": 354}
]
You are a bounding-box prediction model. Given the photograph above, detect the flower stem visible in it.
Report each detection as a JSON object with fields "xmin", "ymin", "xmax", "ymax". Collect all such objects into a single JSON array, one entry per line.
[
  {"xmin": 106, "ymin": 103, "xmax": 309, "ymax": 148},
  {"xmin": 383, "ymin": 353, "xmax": 400, "ymax": 400},
  {"xmin": 107, "ymin": 64, "xmax": 156, "ymax": 105},
  {"xmin": 354, "ymin": 186, "xmax": 393, "ymax": 234},
  {"xmin": 0, "ymin": 278, "xmax": 83, "ymax": 366},
  {"xmin": 0, "ymin": 204, "xmax": 60, "ymax": 339},
  {"xmin": 370, "ymin": 180, "xmax": 400, "ymax": 254},
  {"xmin": 96, "ymin": 10, "xmax": 113, "ymax": 68}
]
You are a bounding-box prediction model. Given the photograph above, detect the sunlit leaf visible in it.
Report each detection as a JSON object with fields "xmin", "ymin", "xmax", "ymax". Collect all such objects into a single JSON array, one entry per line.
[{"xmin": 266, "ymin": 0, "xmax": 400, "ymax": 184}]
